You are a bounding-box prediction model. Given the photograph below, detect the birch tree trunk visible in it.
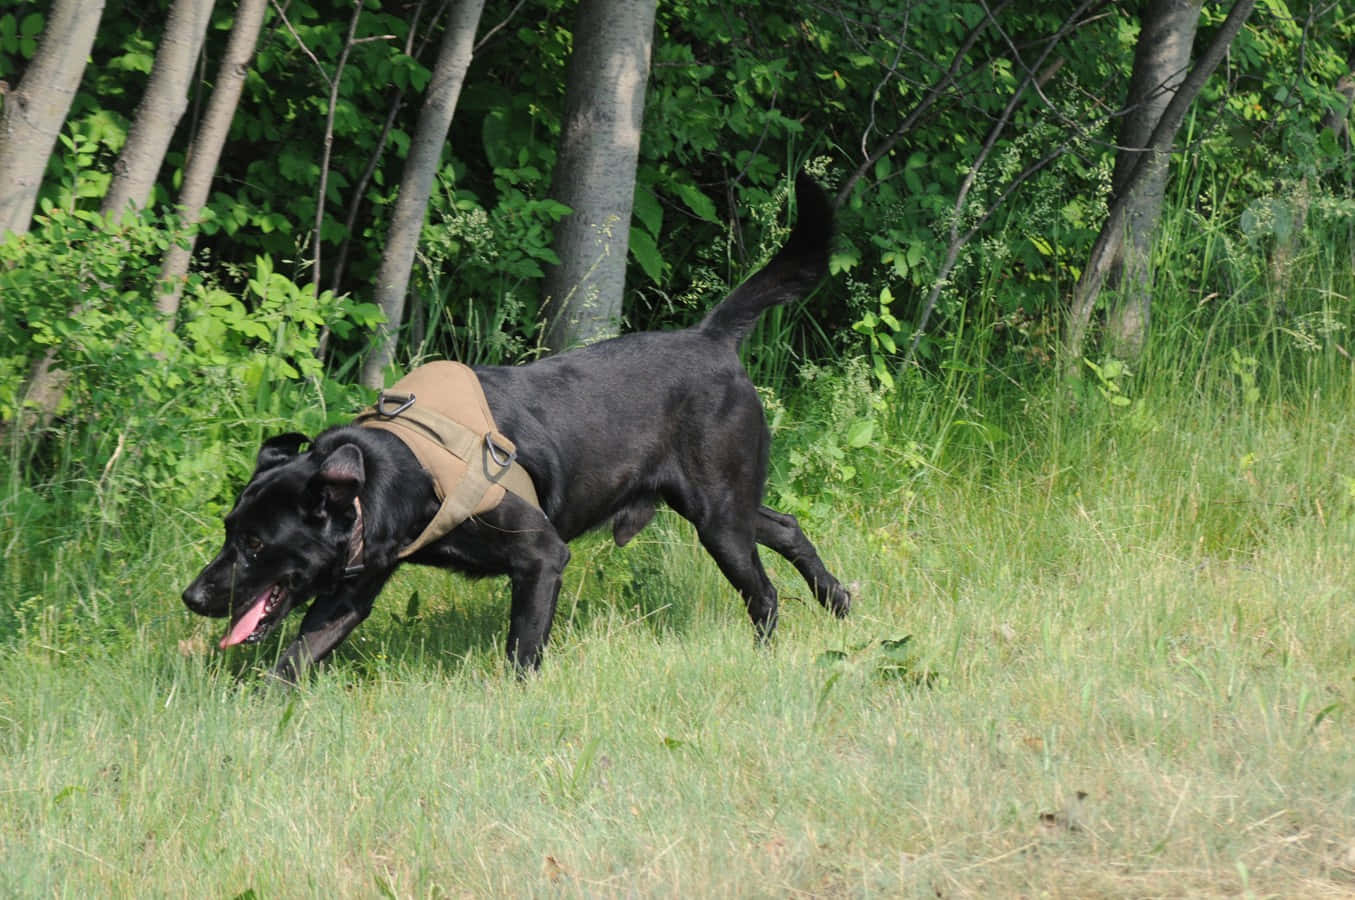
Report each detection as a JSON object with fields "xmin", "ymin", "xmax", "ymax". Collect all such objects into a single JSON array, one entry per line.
[
  {"xmin": 0, "ymin": 0, "xmax": 105, "ymax": 238},
  {"xmin": 539, "ymin": 0, "xmax": 657, "ymax": 354},
  {"xmin": 101, "ymin": 0, "xmax": 215, "ymax": 219},
  {"xmin": 361, "ymin": 0, "xmax": 486, "ymax": 389},
  {"xmin": 156, "ymin": 0, "xmax": 269, "ymax": 319}
]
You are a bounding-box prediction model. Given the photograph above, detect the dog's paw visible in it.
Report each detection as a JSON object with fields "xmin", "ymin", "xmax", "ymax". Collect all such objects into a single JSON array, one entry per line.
[{"xmin": 829, "ymin": 581, "xmax": 857, "ymax": 618}]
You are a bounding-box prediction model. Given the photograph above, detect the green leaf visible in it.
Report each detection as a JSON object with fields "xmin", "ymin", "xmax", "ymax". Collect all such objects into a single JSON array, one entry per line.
[
  {"xmin": 878, "ymin": 636, "xmax": 914, "ymax": 660},
  {"xmin": 481, "ymin": 110, "xmax": 515, "ymax": 171},
  {"xmin": 631, "ymin": 188, "xmax": 663, "ymax": 238},
  {"xmin": 672, "ymin": 182, "xmax": 718, "ymax": 223},
  {"xmin": 845, "ymin": 419, "xmax": 876, "ymax": 449},
  {"xmin": 628, "ymin": 226, "xmax": 664, "ymax": 284},
  {"xmin": 1, "ymin": 14, "xmax": 18, "ymax": 55},
  {"xmin": 853, "ymin": 311, "xmax": 878, "ymax": 332},
  {"xmin": 829, "ymin": 246, "xmax": 860, "ymax": 275},
  {"xmin": 20, "ymin": 11, "xmax": 43, "ymax": 39}
]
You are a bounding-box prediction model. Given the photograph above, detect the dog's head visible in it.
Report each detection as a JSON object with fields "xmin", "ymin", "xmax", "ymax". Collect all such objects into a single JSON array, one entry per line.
[{"xmin": 183, "ymin": 433, "xmax": 366, "ymax": 648}]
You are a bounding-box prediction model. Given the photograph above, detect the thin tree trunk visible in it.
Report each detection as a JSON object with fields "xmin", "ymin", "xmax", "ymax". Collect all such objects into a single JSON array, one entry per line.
[
  {"xmin": 539, "ymin": 0, "xmax": 657, "ymax": 354},
  {"xmin": 101, "ymin": 0, "xmax": 215, "ymax": 219},
  {"xmin": 304, "ymin": 0, "xmax": 366, "ymax": 298},
  {"xmin": 1321, "ymin": 54, "xmax": 1354, "ymax": 146},
  {"xmin": 1064, "ymin": 0, "xmax": 1257, "ymax": 369},
  {"xmin": 1270, "ymin": 57, "xmax": 1353, "ymax": 288},
  {"xmin": 1101, "ymin": 0, "xmax": 1201, "ymax": 359},
  {"xmin": 0, "ymin": 0, "xmax": 105, "ymax": 238},
  {"xmin": 330, "ymin": 88, "xmax": 404, "ymax": 296},
  {"xmin": 361, "ymin": 0, "xmax": 487, "ymax": 389},
  {"xmin": 328, "ymin": 0, "xmax": 432, "ymax": 297},
  {"xmin": 156, "ymin": 0, "xmax": 269, "ymax": 319}
]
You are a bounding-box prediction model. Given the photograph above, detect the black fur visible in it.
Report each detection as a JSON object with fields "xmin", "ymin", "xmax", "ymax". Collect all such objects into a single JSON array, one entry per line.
[{"xmin": 183, "ymin": 173, "xmax": 851, "ymax": 682}]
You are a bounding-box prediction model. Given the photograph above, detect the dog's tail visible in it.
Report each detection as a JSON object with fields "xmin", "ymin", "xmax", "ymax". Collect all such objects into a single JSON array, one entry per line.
[{"xmin": 698, "ymin": 171, "xmax": 832, "ymax": 345}]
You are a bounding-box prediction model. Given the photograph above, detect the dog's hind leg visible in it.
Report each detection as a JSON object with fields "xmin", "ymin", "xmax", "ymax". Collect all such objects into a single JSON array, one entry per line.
[
  {"xmin": 696, "ymin": 523, "xmax": 782, "ymax": 641},
  {"xmin": 755, "ymin": 506, "xmax": 851, "ymax": 617}
]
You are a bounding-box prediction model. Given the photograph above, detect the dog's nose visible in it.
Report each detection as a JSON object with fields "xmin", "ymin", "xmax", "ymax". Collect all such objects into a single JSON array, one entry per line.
[{"xmin": 182, "ymin": 582, "xmax": 208, "ymax": 614}]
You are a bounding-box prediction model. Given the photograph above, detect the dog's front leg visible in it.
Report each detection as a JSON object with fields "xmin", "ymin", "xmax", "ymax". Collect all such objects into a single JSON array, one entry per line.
[
  {"xmin": 269, "ymin": 571, "xmax": 391, "ymax": 684},
  {"xmin": 504, "ymin": 529, "xmax": 571, "ymax": 673}
]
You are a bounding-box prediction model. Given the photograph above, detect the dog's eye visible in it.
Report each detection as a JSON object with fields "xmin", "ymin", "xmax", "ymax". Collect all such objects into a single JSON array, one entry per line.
[{"xmin": 243, "ymin": 535, "xmax": 264, "ymax": 554}]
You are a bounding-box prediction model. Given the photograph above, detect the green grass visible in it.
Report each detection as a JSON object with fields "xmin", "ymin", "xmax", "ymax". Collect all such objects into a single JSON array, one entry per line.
[
  {"xmin": 5, "ymin": 188, "xmax": 1355, "ymax": 894},
  {"xmin": 3, "ymin": 345, "xmax": 1355, "ymax": 897}
]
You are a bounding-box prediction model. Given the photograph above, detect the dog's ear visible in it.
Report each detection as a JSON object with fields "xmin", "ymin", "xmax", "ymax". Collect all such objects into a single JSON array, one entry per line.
[
  {"xmin": 255, "ymin": 433, "xmax": 310, "ymax": 474},
  {"xmin": 308, "ymin": 443, "xmax": 366, "ymax": 516}
]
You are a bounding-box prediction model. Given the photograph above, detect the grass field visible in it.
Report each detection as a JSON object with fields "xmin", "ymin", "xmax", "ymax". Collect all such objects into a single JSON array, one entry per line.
[{"xmin": 3, "ymin": 346, "xmax": 1353, "ymax": 898}]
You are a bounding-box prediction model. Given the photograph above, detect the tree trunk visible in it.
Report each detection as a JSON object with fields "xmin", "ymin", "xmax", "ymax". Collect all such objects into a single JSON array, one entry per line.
[
  {"xmin": 101, "ymin": 0, "xmax": 215, "ymax": 219},
  {"xmin": 361, "ymin": 0, "xmax": 486, "ymax": 389},
  {"xmin": 539, "ymin": 0, "xmax": 657, "ymax": 354},
  {"xmin": 0, "ymin": 0, "xmax": 105, "ymax": 238},
  {"xmin": 156, "ymin": 0, "xmax": 269, "ymax": 319},
  {"xmin": 1101, "ymin": 0, "xmax": 1201, "ymax": 359},
  {"xmin": 3, "ymin": 1, "xmax": 104, "ymax": 430},
  {"xmin": 1321, "ymin": 53, "xmax": 1354, "ymax": 146},
  {"xmin": 1064, "ymin": 0, "xmax": 1257, "ymax": 369},
  {"xmin": 1270, "ymin": 57, "xmax": 1354, "ymax": 288}
]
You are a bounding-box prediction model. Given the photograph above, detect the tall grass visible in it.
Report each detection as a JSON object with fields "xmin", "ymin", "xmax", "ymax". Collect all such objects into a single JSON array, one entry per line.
[{"xmin": 2, "ymin": 185, "xmax": 1354, "ymax": 896}]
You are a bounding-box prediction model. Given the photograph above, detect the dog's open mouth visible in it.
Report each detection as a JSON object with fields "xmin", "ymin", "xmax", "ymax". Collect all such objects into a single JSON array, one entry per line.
[{"xmin": 220, "ymin": 584, "xmax": 287, "ymax": 648}]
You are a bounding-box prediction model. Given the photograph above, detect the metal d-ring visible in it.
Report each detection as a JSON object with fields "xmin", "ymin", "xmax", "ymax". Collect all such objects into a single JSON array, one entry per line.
[
  {"xmin": 375, "ymin": 391, "xmax": 416, "ymax": 418},
  {"xmin": 485, "ymin": 433, "xmax": 516, "ymax": 468}
]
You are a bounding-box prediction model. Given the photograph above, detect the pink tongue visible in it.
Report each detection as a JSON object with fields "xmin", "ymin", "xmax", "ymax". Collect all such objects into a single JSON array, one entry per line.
[{"xmin": 219, "ymin": 587, "xmax": 273, "ymax": 649}]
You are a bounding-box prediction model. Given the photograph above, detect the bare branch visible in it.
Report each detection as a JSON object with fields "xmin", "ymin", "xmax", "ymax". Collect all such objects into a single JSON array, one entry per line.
[
  {"xmin": 906, "ymin": 0, "xmax": 1101, "ymax": 358},
  {"xmin": 269, "ymin": 0, "xmax": 328, "ymax": 88},
  {"xmin": 835, "ymin": 0, "xmax": 1014, "ymax": 207},
  {"xmin": 859, "ymin": 6, "xmax": 911, "ymax": 161},
  {"xmin": 475, "ymin": 0, "xmax": 528, "ymax": 53},
  {"xmin": 312, "ymin": 0, "xmax": 365, "ymax": 297}
]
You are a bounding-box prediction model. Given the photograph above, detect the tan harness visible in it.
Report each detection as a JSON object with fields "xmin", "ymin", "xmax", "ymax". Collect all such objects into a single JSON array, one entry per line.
[{"xmin": 353, "ymin": 361, "xmax": 541, "ymax": 559}]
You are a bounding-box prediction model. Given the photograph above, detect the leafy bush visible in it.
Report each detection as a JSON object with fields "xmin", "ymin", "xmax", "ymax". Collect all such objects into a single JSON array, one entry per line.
[
  {"xmin": 764, "ymin": 358, "xmax": 927, "ymax": 525},
  {"xmin": 1, "ymin": 207, "xmax": 380, "ymax": 509}
]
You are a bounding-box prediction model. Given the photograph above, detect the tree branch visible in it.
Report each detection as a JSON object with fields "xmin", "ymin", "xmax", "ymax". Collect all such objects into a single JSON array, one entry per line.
[
  {"xmin": 834, "ymin": 0, "xmax": 1013, "ymax": 207},
  {"xmin": 312, "ymin": 1, "xmax": 365, "ymax": 297},
  {"xmin": 905, "ymin": 0, "xmax": 1101, "ymax": 359}
]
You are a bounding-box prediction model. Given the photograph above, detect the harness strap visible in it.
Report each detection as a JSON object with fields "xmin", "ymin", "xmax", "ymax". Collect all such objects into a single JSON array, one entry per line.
[{"xmin": 354, "ymin": 384, "xmax": 541, "ymax": 559}]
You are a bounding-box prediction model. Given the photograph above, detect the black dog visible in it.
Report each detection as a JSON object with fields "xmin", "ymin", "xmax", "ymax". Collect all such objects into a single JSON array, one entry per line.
[{"xmin": 183, "ymin": 173, "xmax": 851, "ymax": 682}]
